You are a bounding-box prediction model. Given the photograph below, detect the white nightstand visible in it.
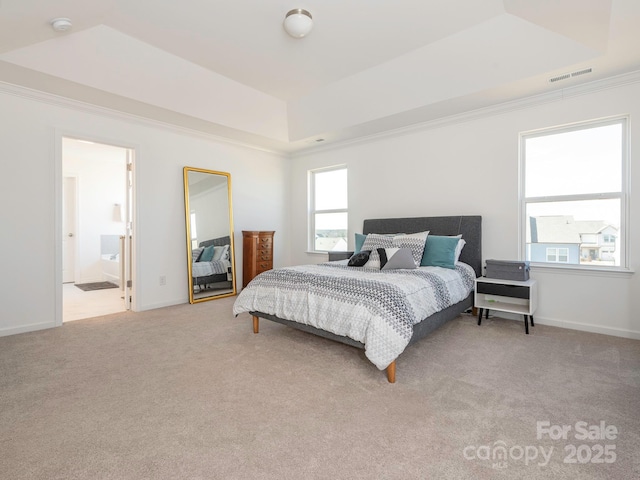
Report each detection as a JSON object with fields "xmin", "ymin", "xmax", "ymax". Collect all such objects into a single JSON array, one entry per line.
[{"xmin": 475, "ymin": 277, "xmax": 537, "ymax": 334}]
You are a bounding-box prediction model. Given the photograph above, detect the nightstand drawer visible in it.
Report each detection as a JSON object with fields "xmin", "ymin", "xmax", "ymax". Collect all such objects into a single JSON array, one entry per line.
[{"xmin": 477, "ymin": 282, "xmax": 529, "ymax": 299}]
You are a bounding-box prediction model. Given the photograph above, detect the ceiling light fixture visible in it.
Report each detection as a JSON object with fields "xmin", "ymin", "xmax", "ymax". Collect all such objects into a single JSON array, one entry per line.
[
  {"xmin": 283, "ymin": 9, "xmax": 313, "ymax": 38},
  {"xmin": 50, "ymin": 17, "xmax": 72, "ymax": 32}
]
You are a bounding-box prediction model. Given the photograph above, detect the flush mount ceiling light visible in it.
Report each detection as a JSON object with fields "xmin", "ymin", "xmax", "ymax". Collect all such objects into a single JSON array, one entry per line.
[
  {"xmin": 50, "ymin": 17, "xmax": 72, "ymax": 32},
  {"xmin": 283, "ymin": 9, "xmax": 313, "ymax": 38}
]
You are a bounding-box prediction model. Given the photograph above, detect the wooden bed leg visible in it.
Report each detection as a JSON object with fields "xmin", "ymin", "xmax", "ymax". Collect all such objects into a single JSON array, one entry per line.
[
  {"xmin": 252, "ymin": 315, "xmax": 259, "ymax": 334},
  {"xmin": 386, "ymin": 361, "xmax": 396, "ymax": 384}
]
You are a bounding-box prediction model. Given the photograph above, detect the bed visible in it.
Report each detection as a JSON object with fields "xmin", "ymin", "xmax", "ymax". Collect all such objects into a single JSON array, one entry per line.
[
  {"xmin": 192, "ymin": 235, "xmax": 232, "ymax": 291},
  {"xmin": 233, "ymin": 216, "xmax": 482, "ymax": 383}
]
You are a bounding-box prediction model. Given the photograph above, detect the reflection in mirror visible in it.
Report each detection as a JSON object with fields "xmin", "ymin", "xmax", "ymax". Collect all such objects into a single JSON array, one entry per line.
[{"xmin": 183, "ymin": 167, "xmax": 236, "ymax": 303}]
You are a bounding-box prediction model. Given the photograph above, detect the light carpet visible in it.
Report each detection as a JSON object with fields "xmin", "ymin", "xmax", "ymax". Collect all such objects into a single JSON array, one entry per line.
[{"xmin": 1, "ymin": 297, "xmax": 638, "ymax": 479}]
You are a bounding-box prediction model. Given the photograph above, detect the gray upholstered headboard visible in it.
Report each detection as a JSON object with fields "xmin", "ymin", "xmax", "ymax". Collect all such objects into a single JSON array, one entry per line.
[
  {"xmin": 362, "ymin": 216, "xmax": 482, "ymax": 277},
  {"xmin": 199, "ymin": 235, "xmax": 231, "ymax": 248}
]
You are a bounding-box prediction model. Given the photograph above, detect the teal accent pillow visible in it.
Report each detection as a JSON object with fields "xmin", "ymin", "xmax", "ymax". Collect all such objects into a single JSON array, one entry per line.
[
  {"xmin": 420, "ymin": 235, "xmax": 459, "ymax": 269},
  {"xmin": 354, "ymin": 233, "xmax": 367, "ymax": 254},
  {"xmin": 199, "ymin": 245, "xmax": 215, "ymax": 262}
]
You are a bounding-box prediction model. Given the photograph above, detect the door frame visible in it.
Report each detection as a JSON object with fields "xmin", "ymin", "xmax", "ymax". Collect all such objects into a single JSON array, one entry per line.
[{"xmin": 54, "ymin": 129, "xmax": 139, "ymax": 327}]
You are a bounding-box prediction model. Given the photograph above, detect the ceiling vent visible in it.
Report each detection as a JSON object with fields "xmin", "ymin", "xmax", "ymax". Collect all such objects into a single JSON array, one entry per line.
[
  {"xmin": 570, "ymin": 67, "xmax": 593, "ymax": 78},
  {"xmin": 548, "ymin": 67, "xmax": 593, "ymax": 84},
  {"xmin": 549, "ymin": 73, "xmax": 571, "ymax": 83}
]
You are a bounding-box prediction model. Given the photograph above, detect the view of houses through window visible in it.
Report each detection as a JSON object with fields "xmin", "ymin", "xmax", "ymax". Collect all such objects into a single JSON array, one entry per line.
[
  {"xmin": 521, "ymin": 118, "xmax": 627, "ymax": 267},
  {"xmin": 309, "ymin": 166, "xmax": 348, "ymax": 252}
]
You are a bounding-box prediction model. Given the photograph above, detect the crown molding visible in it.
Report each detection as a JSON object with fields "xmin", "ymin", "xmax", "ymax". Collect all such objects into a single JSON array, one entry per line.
[
  {"xmin": 0, "ymin": 80, "xmax": 288, "ymax": 156},
  {"xmin": 292, "ymin": 69, "xmax": 640, "ymax": 159},
  {"xmin": 3, "ymin": 68, "xmax": 640, "ymax": 160}
]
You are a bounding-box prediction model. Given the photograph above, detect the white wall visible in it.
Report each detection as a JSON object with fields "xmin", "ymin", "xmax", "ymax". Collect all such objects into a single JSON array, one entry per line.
[
  {"xmin": 290, "ymin": 80, "xmax": 640, "ymax": 339},
  {"xmin": 0, "ymin": 87, "xmax": 289, "ymax": 336},
  {"xmin": 2, "ymin": 77, "xmax": 638, "ymax": 340},
  {"xmin": 190, "ymin": 182, "xmax": 230, "ymax": 244}
]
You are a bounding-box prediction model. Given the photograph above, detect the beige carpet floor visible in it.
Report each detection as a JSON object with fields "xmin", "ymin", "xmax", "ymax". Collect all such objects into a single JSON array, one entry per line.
[{"xmin": 1, "ymin": 297, "xmax": 639, "ymax": 480}]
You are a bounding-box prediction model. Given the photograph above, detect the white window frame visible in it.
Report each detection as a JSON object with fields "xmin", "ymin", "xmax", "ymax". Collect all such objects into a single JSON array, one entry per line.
[
  {"xmin": 308, "ymin": 165, "xmax": 348, "ymax": 253},
  {"xmin": 519, "ymin": 116, "xmax": 630, "ymax": 271}
]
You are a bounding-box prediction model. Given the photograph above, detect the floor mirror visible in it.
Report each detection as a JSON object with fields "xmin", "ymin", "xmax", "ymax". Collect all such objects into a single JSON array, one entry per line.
[{"xmin": 183, "ymin": 167, "xmax": 236, "ymax": 303}]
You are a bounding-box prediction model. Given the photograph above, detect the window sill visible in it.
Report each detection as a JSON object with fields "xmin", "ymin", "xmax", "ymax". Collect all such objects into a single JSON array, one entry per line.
[
  {"xmin": 530, "ymin": 263, "xmax": 634, "ymax": 278},
  {"xmin": 305, "ymin": 251, "xmax": 331, "ymax": 256}
]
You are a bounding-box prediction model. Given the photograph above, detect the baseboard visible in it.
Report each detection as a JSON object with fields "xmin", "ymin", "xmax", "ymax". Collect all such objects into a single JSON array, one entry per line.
[
  {"xmin": 137, "ymin": 298, "xmax": 187, "ymax": 311},
  {"xmin": 534, "ymin": 317, "xmax": 640, "ymax": 340},
  {"xmin": 102, "ymin": 272, "xmax": 121, "ymax": 287},
  {"xmin": 77, "ymin": 277, "xmax": 103, "ymax": 284},
  {"xmin": 0, "ymin": 321, "xmax": 56, "ymax": 337},
  {"xmin": 492, "ymin": 312, "xmax": 640, "ymax": 340}
]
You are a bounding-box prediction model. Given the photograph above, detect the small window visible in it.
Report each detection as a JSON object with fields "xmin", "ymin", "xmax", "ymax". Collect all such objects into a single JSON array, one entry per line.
[
  {"xmin": 521, "ymin": 117, "xmax": 628, "ymax": 268},
  {"xmin": 546, "ymin": 247, "xmax": 569, "ymax": 263},
  {"xmin": 309, "ymin": 166, "xmax": 348, "ymax": 252}
]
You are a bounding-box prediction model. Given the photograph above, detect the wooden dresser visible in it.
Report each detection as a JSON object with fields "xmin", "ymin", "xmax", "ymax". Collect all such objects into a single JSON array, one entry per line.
[{"xmin": 242, "ymin": 231, "xmax": 275, "ymax": 287}]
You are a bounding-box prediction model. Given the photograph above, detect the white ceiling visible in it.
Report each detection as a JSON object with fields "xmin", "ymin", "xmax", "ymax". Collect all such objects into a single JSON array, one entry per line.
[{"xmin": 1, "ymin": 0, "xmax": 639, "ymax": 153}]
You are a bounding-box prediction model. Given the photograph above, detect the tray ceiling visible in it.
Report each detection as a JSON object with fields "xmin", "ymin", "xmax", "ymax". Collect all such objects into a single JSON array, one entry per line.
[{"xmin": 0, "ymin": 0, "xmax": 638, "ymax": 152}]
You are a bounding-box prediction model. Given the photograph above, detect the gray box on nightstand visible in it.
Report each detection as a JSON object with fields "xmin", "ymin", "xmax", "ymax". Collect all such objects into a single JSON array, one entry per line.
[{"xmin": 485, "ymin": 259, "xmax": 530, "ymax": 281}]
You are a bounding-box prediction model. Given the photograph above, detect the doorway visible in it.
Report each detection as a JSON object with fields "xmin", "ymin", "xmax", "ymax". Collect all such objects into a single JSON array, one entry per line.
[{"xmin": 61, "ymin": 137, "xmax": 134, "ymax": 322}]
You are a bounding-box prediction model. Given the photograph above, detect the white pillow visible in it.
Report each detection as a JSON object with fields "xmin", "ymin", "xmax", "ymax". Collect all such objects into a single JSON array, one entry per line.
[
  {"xmin": 455, "ymin": 238, "xmax": 466, "ymax": 264},
  {"xmin": 212, "ymin": 244, "xmax": 229, "ymax": 261}
]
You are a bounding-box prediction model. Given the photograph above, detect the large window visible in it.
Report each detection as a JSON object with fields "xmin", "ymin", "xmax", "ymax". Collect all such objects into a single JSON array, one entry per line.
[
  {"xmin": 309, "ymin": 166, "xmax": 348, "ymax": 252},
  {"xmin": 520, "ymin": 117, "xmax": 628, "ymax": 268}
]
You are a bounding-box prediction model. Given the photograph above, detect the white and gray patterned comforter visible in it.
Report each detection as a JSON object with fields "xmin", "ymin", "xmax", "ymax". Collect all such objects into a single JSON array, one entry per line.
[
  {"xmin": 232, "ymin": 261, "xmax": 475, "ymax": 370},
  {"xmin": 192, "ymin": 259, "xmax": 230, "ymax": 278}
]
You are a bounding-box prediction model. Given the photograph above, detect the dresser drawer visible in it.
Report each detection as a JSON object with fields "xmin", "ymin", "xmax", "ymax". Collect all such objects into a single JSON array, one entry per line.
[
  {"xmin": 256, "ymin": 261, "xmax": 273, "ymax": 273},
  {"xmin": 477, "ymin": 282, "xmax": 529, "ymax": 299}
]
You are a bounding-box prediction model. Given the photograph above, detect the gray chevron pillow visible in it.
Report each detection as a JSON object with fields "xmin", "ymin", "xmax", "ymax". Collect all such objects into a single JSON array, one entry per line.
[{"xmin": 377, "ymin": 248, "xmax": 417, "ymax": 270}]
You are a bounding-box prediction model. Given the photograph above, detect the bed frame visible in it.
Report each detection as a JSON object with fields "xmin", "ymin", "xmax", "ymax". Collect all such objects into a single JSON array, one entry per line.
[{"xmin": 250, "ymin": 215, "xmax": 482, "ymax": 383}]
